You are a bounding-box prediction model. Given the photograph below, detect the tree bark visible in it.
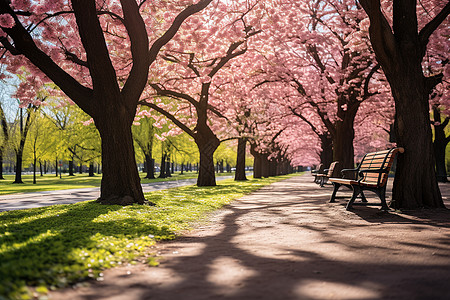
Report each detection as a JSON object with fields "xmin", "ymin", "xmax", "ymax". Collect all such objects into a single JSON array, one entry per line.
[
  {"xmin": 95, "ymin": 113, "xmax": 146, "ymax": 205},
  {"xmin": 261, "ymin": 154, "xmax": 270, "ymax": 178},
  {"xmin": 13, "ymin": 151, "xmax": 24, "ymax": 184},
  {"xmin": 390, "ymin": 75, "xmax": 443, "ymax": 208},
  {"xmin": 145, "ymin": 155, "xmax": 155, "ymax": 179},
  {"xmin": 196, "ymin": 134, "xmax": 220, "ymax": 186},
  {"xmin": 432, "ymin": 106, "xmax": 449, "ymax": 182},
  {"xmin": 235, "ymin": 137, "xmax": 247, "ymax": 181},
  {"xmin": 33, "ymin": 156, "xmax": 37, "ymax": 184},
  {"xmin": 68, "ymin": 159, "xmax": 75, "ymax": 176},
  {"xmin": 159, "ymin": 153, "xmax": 167, "ymax": 178},
  {"xmin": 319, "ymin": 133, "xmax": 333, "ymax": 169},
  {"xmin": 0, "ymin": 150, "xmax": 4, "ymax": 180},
  {"xmin": 333, "ymin": 103, "xmax": 358, "ymax": 171},
  {"xmin": 89, "ymin": 162, "xmax": 94, "ymax": 177}
]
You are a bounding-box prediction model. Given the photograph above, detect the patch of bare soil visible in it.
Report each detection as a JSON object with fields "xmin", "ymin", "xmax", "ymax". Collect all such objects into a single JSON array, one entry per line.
[{"xmin": 49, "ymin": 175, "xmax": 450, "ymax": 300}]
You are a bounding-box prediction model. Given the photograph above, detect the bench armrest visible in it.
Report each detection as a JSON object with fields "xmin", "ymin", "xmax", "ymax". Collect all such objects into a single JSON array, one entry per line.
[
  {"xmin": 358, "ymin": 168, "xmax": 389, "ymax": 178},
  {"xmin": 359, "ymin": 168, "xmax": 389, "ymax": 174},
  {"xmin": 341, "ymin": 168, "xmax": 358, "ymax": 179}
]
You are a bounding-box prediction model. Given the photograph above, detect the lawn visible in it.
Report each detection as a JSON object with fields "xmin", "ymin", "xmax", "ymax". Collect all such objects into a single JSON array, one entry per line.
[
  {"xmin": 0, "ymin": 174, "xmax": 295, "ymax": 300},
  {"xmin": 0, "ymin": 171, "xmax": 232, "ymax": 195}
]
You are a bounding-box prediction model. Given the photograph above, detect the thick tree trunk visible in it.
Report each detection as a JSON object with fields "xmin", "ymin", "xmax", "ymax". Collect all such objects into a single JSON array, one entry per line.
[
  {"xmin": 319, "ymin": 134, "xmax": 333, "ymax": 168},
  {"xmin": 13, "ymin": 151, "xmax": 24, "ymax": 184},
  {"xmin": 390, "ymin": 76, "xmax": 443, "ymax": 209},
  {"xmin": 261, "ymin": 154, "xmax": 270, "ymax": 178},
  {"xmin": 95, "ymin": 114, "xmax": 146, "ymax": 205},
  {"xmin": 432, "ymin": 106, "xmax": 448, "ymax": 183},
  {"xmin": 360, "ymin": 0, "xmax": 446, "ymax": 209},
  {"xmin": 235, "ymin": 138, "xmax": 247, "ymax": 181},
  {"xmin": 269, "ymin": 158, "xmax": 277, "ymax": 177},
  {"xmin": 250, "ymin": 144, "xmax": 262, "ymax": 179},
  {"xmin": 333, "ymin": 110, "xmax": 357, "ymax": 171},
  {"xmin": 196, "ymin": 135, "xmax": 220, "ymax": 186}
]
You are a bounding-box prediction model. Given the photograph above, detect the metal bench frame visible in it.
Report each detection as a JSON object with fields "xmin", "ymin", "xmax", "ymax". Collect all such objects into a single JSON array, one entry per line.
[{"xmin": 329, "ymin": 148, "xmax": 404, "ymax": 211}]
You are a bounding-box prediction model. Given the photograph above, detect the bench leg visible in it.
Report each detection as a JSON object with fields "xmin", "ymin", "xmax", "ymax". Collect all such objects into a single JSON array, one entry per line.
[
  {"xmin": 346, "ymin": 185, "xmax": 361, "ymax": 210},
  {"xmin": 360, "ymin": 191, "xmax": 368, "ymax": 202},
  {"xmin": 377, "ymin": 187, "xmax": 390, "ymax": 211},
  {"xmin": 329, "ymin": 183, "xmax": 341, "ymax": 203}
]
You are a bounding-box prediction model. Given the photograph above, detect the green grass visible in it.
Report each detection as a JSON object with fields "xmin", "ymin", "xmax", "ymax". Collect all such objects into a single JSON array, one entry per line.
[
  {"xmin": 0, "ymin": 172, "xmax": 233, "ymax": 195},
  {"xmin": 0, "ymin": 175, "xmax": 294, "ymax": 300}
]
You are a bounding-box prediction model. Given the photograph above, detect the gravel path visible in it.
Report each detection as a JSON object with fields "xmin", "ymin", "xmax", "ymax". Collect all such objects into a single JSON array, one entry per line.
[{"xmin": 49, "ymin": 174, "xmax": 450, "ymax": 300}]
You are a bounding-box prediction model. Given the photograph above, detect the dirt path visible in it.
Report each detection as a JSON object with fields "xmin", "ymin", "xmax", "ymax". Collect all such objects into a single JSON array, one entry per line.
[{"xmin": 50, "ymin": 175, "xmax": 450, "ymax": 300}]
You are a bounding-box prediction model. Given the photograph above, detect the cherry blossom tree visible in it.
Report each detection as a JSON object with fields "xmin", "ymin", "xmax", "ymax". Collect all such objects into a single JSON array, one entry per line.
[
  {"xmin": 255, "ymin": 0, "xmax": 389, "ymax": 172},
  {"xmin": 359, "ymin": 0, "xmax": 449, "ymax": 208},
  {"xmin": 0, "ymin": 0, "xmax": 212, "ymax": 204},
  {"xmin": 140, "ymin": 0, "xmax": 262, "ymax": 186}
]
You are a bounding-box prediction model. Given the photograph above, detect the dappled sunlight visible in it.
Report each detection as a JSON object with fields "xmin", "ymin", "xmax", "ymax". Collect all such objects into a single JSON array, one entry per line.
[
  {"xmin": 47, "ymin": 174, "xmax": 450, "ymax": 300},
  {"xmin": 207, "ymin": 256, "xmax": 257, "ymax": 295},
  {"xmin": 294, "ymin": 280, "xmax": 382, "ymax": 299}
]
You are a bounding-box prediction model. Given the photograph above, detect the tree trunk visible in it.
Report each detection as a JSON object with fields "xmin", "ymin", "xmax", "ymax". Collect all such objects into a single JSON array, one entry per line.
[
  {"xmin": 390, "ymin": 75, "xmax": 443, "ymax": 209},
  {"xmin": 165, "ymin": 158, "xmax": 172, "ymax": 177},
  {"xmin": 55, "ymin": 157, "xmax": 58, "ymax": 177},
  {"xmin": 95, "ymin": 114, "xmax": 146, "ymax": 205},
  {"xmin": 13, "ymin": 151, "xmax": 24, "ymax": 184},
  {"xmin": 333, "ymin": 108, "xmax": 357, "ymax": 171},
  {"xmin": 68, "ymin": 159, "xmax": 75, "ymax": 176},
  {"xmin": 261, "ymin": 154, "xmax": 270, "ymax": 178},
  {"xmin": 250, "ymin": 144, "xmax": 262, "ymax": 179},
  {"xmin": 145, "ymin": 154, "xmax": 155, "ymax": 179},
  {"xmin": 196, "ymin": 136, "xmax": 219, "ymax": 186},
  {"xmin": 39, "ymin": 160, "xmax": 43, "ymax": 176},
  {"xmin": 89, "ymin": 162, "xmax": 95, "ymax": 177},
  {"xmin": 319, "ymin": 133, "xmax": 333, "ymax": 168},
  {"xmin": 269, "ymin": 158, "xmax": 277, "ymax": 176},
  {"xmin": 360, "ymin": 0, "xmax": 446, "ymax": 209},
  {"xmin": 33, "ymin": 156, "xmax": 37, "ymax": 184},
  {"xmin": 159, "ymin": 153, "xmax": 166, "ymax": 178},
  {"xmin": 0, "ymin": 150, "xmax": 4, "ymax": 180},
  {"xmin": 432, "ymin": 106, "xmax": 448, "ymax": 182}
]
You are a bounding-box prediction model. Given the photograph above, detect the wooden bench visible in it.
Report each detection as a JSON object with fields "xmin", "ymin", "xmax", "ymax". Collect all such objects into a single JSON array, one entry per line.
[
  {"xmin": 329, "ymin": 148, "xmax": 404, "ymax": 211},
  {"xmin": 315, "ymin": 161, "xmax": 339, "ymax": 187},
  {"xmin": 311, "ymin": 163, "xmax": 324, "ymax": 185}
]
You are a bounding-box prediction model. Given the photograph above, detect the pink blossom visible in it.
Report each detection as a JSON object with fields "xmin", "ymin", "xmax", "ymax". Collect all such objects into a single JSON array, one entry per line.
[
  {"xmin": 11, "ymin": 0, "xmax": 31, "ymax": 10},
  {"xmin": 0, "ymin": 14, "xmax": 15, "ymax": 28},
  {"xmin": 82, "ymin": 119, "xmax": 94, "ymax": 126}
]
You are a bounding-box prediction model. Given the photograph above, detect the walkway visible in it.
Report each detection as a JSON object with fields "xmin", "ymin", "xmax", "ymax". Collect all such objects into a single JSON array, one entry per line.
[
  {"xmin": 50, "ymin": 175, "xmax": 450, "ymax": 300},
  {"xmin": 0, "ymin": 176, "xmax": 232, "ymax": 212}
]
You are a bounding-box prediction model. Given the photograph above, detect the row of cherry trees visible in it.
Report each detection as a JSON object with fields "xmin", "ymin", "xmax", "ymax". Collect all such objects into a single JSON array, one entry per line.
[{"xmin": 0, "ymin": 0, "xmax": 448, "ymax": 209}]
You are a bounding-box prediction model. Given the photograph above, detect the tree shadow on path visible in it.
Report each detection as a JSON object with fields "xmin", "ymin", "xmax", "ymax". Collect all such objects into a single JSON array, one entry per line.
[{"xmin": 51, "ymin": 176, "xmax": 450, "ymax": 300}]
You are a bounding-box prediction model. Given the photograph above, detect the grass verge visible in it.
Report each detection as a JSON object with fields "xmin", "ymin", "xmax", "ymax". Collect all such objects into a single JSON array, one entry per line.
[
  {"xmin": 0, "ymin": 172, "xmax": 233, "ymax": 195},
  {"xmin": 0, "ymin": 174, "xmax": 295, "ymax": 300}
]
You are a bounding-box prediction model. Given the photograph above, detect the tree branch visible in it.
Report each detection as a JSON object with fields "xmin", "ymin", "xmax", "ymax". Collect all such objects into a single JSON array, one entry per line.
[
  {"xmin": 149, "ymin": 0, "xmax": 213, "ymax": 63},
  {"xmin": 419, "ymin": 1, "xmax": 450, "ymax": 57},
  {"xmin": 120, "ymin": 0, "xmax": 150, "ymax": 109},
  {"xmin": 149, "ymin": 83, "xmax": 199, "ymax": 108},
  {"xmin": 139, "ymin": 100, "xmax": 195, "ymax": 138}
]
